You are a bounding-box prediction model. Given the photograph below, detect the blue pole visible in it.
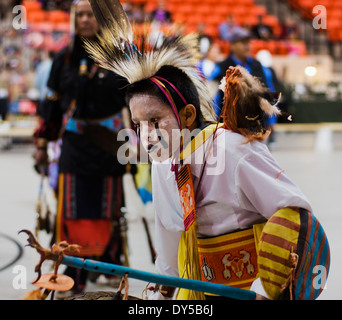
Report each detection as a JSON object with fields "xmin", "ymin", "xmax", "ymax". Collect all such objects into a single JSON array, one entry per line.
[{"xmin": 62, "ymin": 255, "xmax": 256, "ymax": 300}]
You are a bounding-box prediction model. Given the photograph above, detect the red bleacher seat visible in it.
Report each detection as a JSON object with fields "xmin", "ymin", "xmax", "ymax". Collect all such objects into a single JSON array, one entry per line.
[
  {"xmin": 286, "ymin": 0, "xmax": 342, "ymax": 43},
  {"xmin": 22, "ymin": 1, "xmax": 42, "ymax": 11},
  {"xmin": 55, "ymin": 22, "xmax": 70, "ymax": 33},
  {"xmin": 29, "ymin": 21, "xmax": 54, "ymax": 33},
  {"xmin": 205, "ymin": 25, "xmax": 219, "ymax": 38},
  {"xmin": 27, "ymin": 10, "xmax": 46, "ymax": 23},
  {"xmin": 8, "ymin": 0, "xmax": 283, "ymax": 58},
  {"xmin": 253, "ymin": 5, "xmax": 267, "ymax": 17},
  {"xmin": 47, "ymin": 10, "xmax": 69, "ymax": 24}
]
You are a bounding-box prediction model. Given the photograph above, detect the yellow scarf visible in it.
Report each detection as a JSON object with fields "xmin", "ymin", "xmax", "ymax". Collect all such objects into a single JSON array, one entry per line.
[{"xmin": 175, "ymin": 123, "xmax": 222, "ymax": 300}]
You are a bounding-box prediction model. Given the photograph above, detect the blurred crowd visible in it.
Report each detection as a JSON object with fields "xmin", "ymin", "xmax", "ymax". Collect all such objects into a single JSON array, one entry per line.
[
  {"xmin": 0, "ymin": 0, "xmax": 313, "ymax": 123},
  {"xmin": 0, "ymin": 19, "xmax": 39, "ymax": 120}
]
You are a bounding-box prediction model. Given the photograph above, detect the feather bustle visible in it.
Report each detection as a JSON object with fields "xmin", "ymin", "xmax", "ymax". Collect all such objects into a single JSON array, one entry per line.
[{"xmin": 220, "ymin": 66, "xmax": 281, "ymax": 117}]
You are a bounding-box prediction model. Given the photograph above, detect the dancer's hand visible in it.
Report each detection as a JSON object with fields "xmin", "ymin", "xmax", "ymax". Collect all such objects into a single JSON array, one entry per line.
[{"xmin": 35, "ymin": 149, "xmax": 49, "ymax": 168}]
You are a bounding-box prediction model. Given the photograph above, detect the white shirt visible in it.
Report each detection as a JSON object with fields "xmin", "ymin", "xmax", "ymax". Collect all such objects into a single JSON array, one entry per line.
[{"xmin": 151, "ymin": 128, "xmax": 312, "ymax": 280}]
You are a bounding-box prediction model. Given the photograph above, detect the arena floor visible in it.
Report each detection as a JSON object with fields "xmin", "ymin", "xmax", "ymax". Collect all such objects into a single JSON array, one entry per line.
[{"xmin": 0, "ymin": 130, "xmax": 341, "ymax": 300}]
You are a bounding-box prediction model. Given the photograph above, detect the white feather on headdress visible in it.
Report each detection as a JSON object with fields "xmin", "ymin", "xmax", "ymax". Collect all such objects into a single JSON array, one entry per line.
[{"xmin": 85, "ymin": 0, "xmax": 215, "ymax": 122}]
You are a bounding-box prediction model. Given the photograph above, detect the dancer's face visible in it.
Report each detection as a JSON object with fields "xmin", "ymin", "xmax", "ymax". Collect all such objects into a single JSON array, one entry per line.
[
  {"xmin": 75, "ymin": 0, "xmax": 99, "ymax": 39},
  {"xmin": 130, "ymin": 94, "xmax": 181, "ymax": 162}
]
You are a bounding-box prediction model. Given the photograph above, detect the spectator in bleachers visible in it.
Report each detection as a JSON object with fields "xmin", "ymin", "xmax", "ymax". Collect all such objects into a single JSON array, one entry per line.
[
  {"xmin": 215, "ymin": 27, "xmax": 267, "ymax": 80},
  {"xmin": 7, "ymin": 58, "xmax": 26, "ymax": 114},
  {"xmin": 279, "ymin": 17, "xmax": 299, "ymax": 40},
  {"xmin": 11, "ymin": 0, "xmax": 22, "ymax": 7},
  {"xmin": 256, "ymin": 49, "xmax": 285, "ymax": 146},
  {"xmin": 59, "ymin": 0, "xmax": 73, "ymax": 12},
  {"xmin": 0, "ymin": 64, "xmax": 9, "ymax": 121},
  {"xmin": 35, "ymin": 50, "xmax": 54, "ymax": 116},
  {"xmin": 197, "ymin": 43, "xmax": 225, "ymax": 98},
  {"xmin": 0, "ymin": 87, "xmax": 8, "ymax": 120},
  {"xmin": 251, "ymin": 15, "xmax": 273, "ymax": 40},
  {"xmin": 0, "ymin": 0, "xmax": 11, "ymax": 22},
  {"xmin": 130, "ymin": 3, "xmax": 146, "ymax": 24},
  {"xmin": 210, "ymin": 28, "xmax": 268, "ymax": 117},
  {"xmin": 218, "ymin": 14, "xmax": 240, "ymax": 42},
  {"xmin": 39, "ymin": 0, "xmax": 71, "ymax": 11},
  {"xmin": 149, "ymin": 0, "xmax": 172, "ymax": 24},
  {"xmin": 196, "ymin": 23, "xmax": 213, "ymax": 57},
  {"xmin": 241, "ymin": 22, "xmax": 253, "ymax": 34},
  {"xmin": 37, "ymin": 0, "xmax": 49, "ymax": 10}
]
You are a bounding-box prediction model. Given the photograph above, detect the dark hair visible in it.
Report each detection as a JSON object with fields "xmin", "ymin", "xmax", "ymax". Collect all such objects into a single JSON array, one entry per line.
[
  {"xmin": 125, "ymin": 65, "xmax": 203, "ymax": 125},
  {"xmin": 232, "ymin": 91, "xmax": 268, "ymax": 134}
]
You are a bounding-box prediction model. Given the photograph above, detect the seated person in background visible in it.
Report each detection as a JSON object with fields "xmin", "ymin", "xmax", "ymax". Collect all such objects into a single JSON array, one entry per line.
[
  {"xmin": 218, "ymin": 14, "xmax": 240, "ymax": 41},
  {"xmin": 209, "ymin": 28, "xmax": 267, "ymax": 117},
  {"xmin": 149, "ymin": 0, "xmax": 172, "ymax": 24},
  {"xmin": 251, "ymin": 15, "xmax": 273, "ymax": 40}
]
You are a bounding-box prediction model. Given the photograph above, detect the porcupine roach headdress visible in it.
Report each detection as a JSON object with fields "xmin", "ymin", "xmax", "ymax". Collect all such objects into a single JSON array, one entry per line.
[
  {"xmin": 219, "ymin": 65, "xmax": 283, "ymax": 141},
  {"xmin": 84, "ymin": 0, "xmax": 215, "ymax": 123},
  {"xmin": 85, "ymin": 0, "xmax": 215, "ymax": 300}
]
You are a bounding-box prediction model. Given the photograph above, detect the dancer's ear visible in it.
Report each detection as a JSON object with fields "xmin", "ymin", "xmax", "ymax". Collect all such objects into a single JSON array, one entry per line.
[{"xmin": 179, "ymin": 104, "xmax": 197, "ymax": 130}]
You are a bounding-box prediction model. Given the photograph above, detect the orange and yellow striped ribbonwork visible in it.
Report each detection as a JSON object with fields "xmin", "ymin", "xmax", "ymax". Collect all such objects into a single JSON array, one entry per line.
[
  {"xmin": 258, "ymin": 207, "xmax": 330, "ymax": 300},
  {"xmin": 258, "ymin": 207, "xmax": 301, "ymax": 299}
]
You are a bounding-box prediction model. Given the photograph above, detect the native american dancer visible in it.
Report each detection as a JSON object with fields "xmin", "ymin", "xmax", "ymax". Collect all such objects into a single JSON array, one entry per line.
[
  {"xmin": 33, "ymin": 0, "xmax": 134, "ymax": 295},
  {"xmin": 85, "ymin": 0, "xmax": 330, "ymax": 300}
]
